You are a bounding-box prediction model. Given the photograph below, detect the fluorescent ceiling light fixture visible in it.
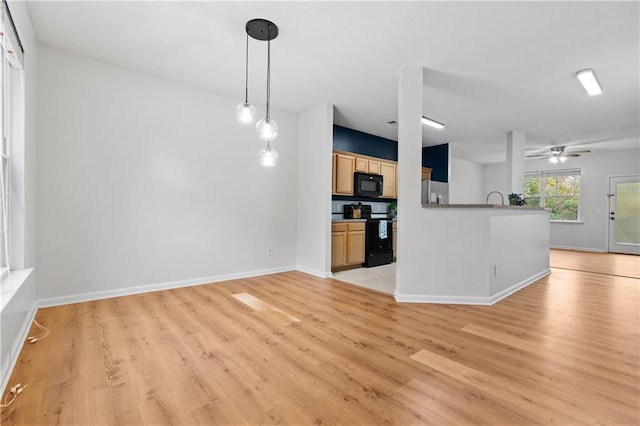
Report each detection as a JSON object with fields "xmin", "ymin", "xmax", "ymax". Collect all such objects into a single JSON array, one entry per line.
[
  {"xmin": 421, "ymin": 116, "xmax": 445, "ymax": 129},
  {"xmin": 576, "ymin": 69, "xmax": 602, "ymax": 96}
]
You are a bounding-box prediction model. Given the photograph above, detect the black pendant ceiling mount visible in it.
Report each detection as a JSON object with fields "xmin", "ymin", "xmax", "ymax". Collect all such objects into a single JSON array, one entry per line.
[{"xmin": 246, "ymin": 18, "xmax": 278, "ymax": 41}]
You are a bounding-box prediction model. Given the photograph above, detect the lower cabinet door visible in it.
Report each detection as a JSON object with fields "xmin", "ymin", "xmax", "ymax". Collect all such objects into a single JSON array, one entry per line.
[
  {"xmin": 331, "ymin": 231, "xmax": 348, "ymax": 268},
  {"xmin": 347, "ymin": 230, "xmax": 365, "ymax": 265}
]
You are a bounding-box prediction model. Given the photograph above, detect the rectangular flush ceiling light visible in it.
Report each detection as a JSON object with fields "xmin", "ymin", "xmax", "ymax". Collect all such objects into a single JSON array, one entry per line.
[
  {"xmin": 421, "ymin": 116, "xmax": 445, "ymax": 129},
  {"xmin": 576, "ymin": 69, "xmax": 602, "ymax": 95}
]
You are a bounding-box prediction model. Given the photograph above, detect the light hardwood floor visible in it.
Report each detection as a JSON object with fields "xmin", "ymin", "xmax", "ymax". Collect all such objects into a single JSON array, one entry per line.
[{"xmin": 2, "ymin": 251, "xmax": 639, "ymax": 425}]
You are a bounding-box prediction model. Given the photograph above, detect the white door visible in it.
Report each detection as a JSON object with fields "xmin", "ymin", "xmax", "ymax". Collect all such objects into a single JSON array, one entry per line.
[{"xmin": 608, "ymin": 175, "xmax": 640, "ymax": 255}]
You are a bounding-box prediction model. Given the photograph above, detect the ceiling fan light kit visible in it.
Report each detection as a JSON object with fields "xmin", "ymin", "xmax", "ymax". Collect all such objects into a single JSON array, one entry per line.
[
  {"xmin": 236, "ymin": 18, "xmax": 280, "ymax": 167},
  {"xmin": 526, "ymin": 145, "xmax": 592, "ymax": 163},
  {"xmin": 576, "ymin": 68, "xmax": 602, "ymax": 96}
]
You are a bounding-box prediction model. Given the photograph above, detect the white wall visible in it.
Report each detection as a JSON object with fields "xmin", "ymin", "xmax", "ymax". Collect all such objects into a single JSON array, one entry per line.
[
  {"xmin": 449, "ymin": 156, "xmax": 484, "ymax": 204},
  {"xmin": 394, "ymin": 208, "xmax": 550, "ymax": 304},
  {"xmin": 36, "ymin": 47, "xmax": 299, "ymax": 303},
  {"xmin": 489, "ymin": 213, "xmax": 550, "ymax": 295},
  {"xmin": 296, "ymin": 104, "xmax": 333, "ymax": 277},
  {"xmin": 483, "ymin": 147, "xmax": 640, "ymax": 251},
  {"xmin": 1, "ymin": 0, "xmax": 38, "ymax": 392}
]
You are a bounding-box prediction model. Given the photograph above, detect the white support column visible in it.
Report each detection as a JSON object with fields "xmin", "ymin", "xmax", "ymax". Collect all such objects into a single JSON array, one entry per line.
[
  {"xmin": 506, "ymin": 130, "xmax": 526, "ymax": 195},
  {"xmin": 396, "ymin": 67, "xmax": 423, "ymax": 296}
]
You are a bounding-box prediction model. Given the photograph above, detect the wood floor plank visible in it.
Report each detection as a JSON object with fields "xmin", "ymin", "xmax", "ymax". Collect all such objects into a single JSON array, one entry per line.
[{"xmin": 1, "ymin": 250, "xmax": 638, "ymax": 425}]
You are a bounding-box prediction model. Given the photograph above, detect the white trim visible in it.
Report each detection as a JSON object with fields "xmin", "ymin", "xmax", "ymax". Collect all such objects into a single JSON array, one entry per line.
[
  {"xmin": 550, "ymin": 244, "xmax": 605, "ymax": 253},
  {"xmin": 489, "ymin": 269, "xmax": 551, "ymax": 304},
  {"xmin": 550, "ymin": 220, "xmax": 583, "ymax": 224},
  {"xmin": 394, "ymin": 269, "xmax": 550, "ymax": 306},
  {"xmin": 393, "ymin": 292, "xmax": 491, "ymax": 305},
  {"xmin": 36, "ymin": 266, "xmax": 296, "ymax": 308},
  {"xmin": 1, "ymin": 304, "xmax": 35, "ymax": 394},
  {"xmin": 295, "ymin": 265, "xmax": 332, "ymax": 278},
  {"xmin": 0, "ymin": 266, "xmax": 32, "ymax": 311}
]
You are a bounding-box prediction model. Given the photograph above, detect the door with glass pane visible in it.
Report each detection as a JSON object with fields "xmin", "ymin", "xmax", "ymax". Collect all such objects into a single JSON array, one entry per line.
[{"xmin": 608, "ymin": 176, "xmax": 640, "ymax": 255}]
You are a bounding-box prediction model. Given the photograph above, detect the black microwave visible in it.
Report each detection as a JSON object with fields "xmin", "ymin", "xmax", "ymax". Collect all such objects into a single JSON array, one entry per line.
[{"xmin": 354, "ymin": 172, "xmax": 383, "ymax": 197}]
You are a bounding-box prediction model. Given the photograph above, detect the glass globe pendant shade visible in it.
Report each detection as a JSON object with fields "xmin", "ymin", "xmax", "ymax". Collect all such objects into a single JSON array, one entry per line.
[
  {"xmin": 258, "ymin": 144, "xmax": 279, "ymax": 167},
  {"xmin": 235, "ymin": 102, "xmax": 257, "ymax": 125},
  {"xmin": 549, "ymin": 156, "xmax": 559, "ymax": 164},
  {"xmin": 256, "ymin": 117, "xmax": 278, "ymax": 141}
]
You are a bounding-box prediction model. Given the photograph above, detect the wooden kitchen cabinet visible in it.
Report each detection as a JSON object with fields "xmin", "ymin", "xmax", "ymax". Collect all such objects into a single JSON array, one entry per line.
[
  {"xmin": 331, "ymin": 223, "xmax": 348, "ymax": 268},
  {"xmin": 355, "ymin": 157, "xmax": 368, "ymax": 172},
  {"xmin": 332, "ymin": 153, "xmax": 337, "ymax": 194},
  {"xmin": 367, "ymin": 160, "xmax": 381, "ymax": 174},
  {"xmin": 334, "ymin": 153, "xmax": 355, "ymax": 194},
  {"xmin": 332, "ymin": 222, "xmax": 366, "ymax": 271},
  {"xmin": 421, "ymin": 167, "xmax": 432, "ymax": 181},
  {"xmin": 347, "ymin": 222, "xmax": 365, "ymax": 265},
  {"xmin": 380, "ymin": 161, "xmax": 397, "ymax": 198},
  {"xmin": 332, "ymin": 150, "xmax": 398, "ymax": 199}
]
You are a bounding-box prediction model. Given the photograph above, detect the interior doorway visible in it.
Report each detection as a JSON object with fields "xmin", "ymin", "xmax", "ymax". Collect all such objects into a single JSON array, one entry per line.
[{"xmin": 608, "ymin": 175, "xmax": 640, "ymax": 255}]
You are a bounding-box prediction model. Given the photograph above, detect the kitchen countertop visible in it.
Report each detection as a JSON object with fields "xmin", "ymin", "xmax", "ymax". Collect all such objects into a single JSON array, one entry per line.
[
  {"xmin": 422, "ymin": 204, "xmax": 547, "ymax": 210},
  {"xmin": 332, "ymin": 218, "xmax": 398, "ymax": 222}
]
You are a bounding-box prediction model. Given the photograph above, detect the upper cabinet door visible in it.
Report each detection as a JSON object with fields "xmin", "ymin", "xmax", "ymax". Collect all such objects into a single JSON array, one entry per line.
[
  {"xmin": 381, "ymin": 162, "xmax": 397, "ymax": 198},
  {"xmin": 355, "ymin": 157, "xmax": 368, "ymax": 172},
  {"xmin": 421, "ymin": 167, "xmax": 432, "ymax": 182},
  {"xmin": 335, "ymin": 153, "xmax": 355, "ymax": 194},
  {"xmin": 368, "ymin": 161, "xmax": 381, "ymax": 174}
]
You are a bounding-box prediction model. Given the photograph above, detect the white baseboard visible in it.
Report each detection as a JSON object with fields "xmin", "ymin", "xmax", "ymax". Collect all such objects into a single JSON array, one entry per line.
[
  {"xmin": 489, "ymin": 268, "xmax": 551, "ymax": 305},
  {"xmin": 295, "ymin": 265, "xmax": 332, "ymax": 278},
  {"xmin": 394, "ymin": 292, "xmax": 491, "ymax": 305},
  {"xmin": 551, "ymin": 245, "xmax": 605, "ymax": 253},
  {"xmin": 1, "ymin": 305, "xmax": 37, "ymax": 394},
  {"xmin": 36, "ymin": 266, "xmax": 296, "ymax": 308},
  {"xmin": 394, "ymin": 269, "xmax": 551, "ymax": 306}
]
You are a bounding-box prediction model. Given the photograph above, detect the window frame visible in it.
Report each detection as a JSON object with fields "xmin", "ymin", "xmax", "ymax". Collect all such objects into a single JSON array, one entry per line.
[
  {"xmin": 0, "ymin": 0, "xmax": 25, "ymax": 282},
  {"xmin": 524, "ymin": 169, "xmax": 581, "ymax": 222}
]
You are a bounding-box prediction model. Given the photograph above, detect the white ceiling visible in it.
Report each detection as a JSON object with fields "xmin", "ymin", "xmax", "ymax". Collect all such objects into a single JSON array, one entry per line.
[{"xmin": 27, "ymin": 1, "xmax": 640, "ymax": 164}]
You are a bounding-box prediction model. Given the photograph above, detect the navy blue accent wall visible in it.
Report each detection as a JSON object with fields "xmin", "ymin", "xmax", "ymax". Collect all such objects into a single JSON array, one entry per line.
[
  {"xmin": 333, "ymin": 125, "xmax": 397, "ymax": 161},
  {"xmin": 422, "ymin": 144, "xmax": 449, "ymax": 182}
]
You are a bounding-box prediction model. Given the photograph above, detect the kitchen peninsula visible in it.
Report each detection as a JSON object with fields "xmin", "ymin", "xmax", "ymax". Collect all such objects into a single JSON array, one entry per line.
[{"xmin": 394, "ymin": 204, "xmax": 550, "ymax": 305}]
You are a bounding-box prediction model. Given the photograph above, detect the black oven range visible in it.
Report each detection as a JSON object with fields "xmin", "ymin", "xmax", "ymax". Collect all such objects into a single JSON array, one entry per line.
[{"xmin": 343, "ymin": 204, "xmax": 394, "ymax": 268}]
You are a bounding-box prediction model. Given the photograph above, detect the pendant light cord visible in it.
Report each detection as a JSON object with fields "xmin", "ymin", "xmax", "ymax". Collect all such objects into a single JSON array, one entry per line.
[
  {"xmin": 244, "ymin": 32, "xmax": 249, "ymax": 103},
  {"xmin": 266, "ymin": 24, "xmax": 271, "ymax": 120}
]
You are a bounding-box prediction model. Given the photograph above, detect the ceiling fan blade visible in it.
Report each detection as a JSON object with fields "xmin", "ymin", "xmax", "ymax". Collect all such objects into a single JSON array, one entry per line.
[
  {"xmin": 566, "ymin": 149, "xmax": 591, "ymax": 154},
  {"xmin": 562, "ymin": 153, "xmax": 581, "ymax": 157},
  {"xmin": 526, "ymin": 154, "xmax": 552, "ymax": 158}
]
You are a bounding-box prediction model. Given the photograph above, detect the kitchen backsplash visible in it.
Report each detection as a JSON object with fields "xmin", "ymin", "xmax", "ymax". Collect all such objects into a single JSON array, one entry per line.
[{"xmin": 332, "ymin": 200, "xmax": 393, "ymax": 220}]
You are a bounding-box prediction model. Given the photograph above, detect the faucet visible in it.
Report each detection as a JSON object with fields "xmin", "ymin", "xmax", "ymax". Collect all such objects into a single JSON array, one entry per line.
[{"xmin": 486, "ymin": 191, "xmax": 504, "ymax": 205}]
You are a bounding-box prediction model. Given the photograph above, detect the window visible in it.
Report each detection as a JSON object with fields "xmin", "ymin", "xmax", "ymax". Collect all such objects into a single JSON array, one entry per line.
[
  {"xmin": 524, "ymin": 169, "xmax": 581, "ymax": 221},
  {"xmin": 0, "ymin": 0, "xmax": 24, "ymax": 278}
]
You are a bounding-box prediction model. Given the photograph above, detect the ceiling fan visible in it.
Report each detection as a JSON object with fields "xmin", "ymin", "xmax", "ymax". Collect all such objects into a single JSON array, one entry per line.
[{"xmin": 526, "ymin": 146, "xmax": 591, "ymax": 163}]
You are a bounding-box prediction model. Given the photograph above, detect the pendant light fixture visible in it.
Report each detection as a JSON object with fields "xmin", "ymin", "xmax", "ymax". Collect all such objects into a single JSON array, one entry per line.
[
  {"xmin": 238, "ymin": 19, "xmax": 280, "ymax": 166},
  {"xmin": 258, "ymin": 141, "xmax": 279, "ymax": 167},
  {"xmin": 235, "ymin": 32, "xmax": 257, "ymax": 125},
  {"xmin": 252, "ymin": 19, "xmax": 278, "ymax": 142}
]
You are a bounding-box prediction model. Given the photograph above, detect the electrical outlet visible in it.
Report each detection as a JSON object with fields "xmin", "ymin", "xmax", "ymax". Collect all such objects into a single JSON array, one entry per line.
[
  {"xmin": 267, "ymin": 247, "xmax": 273, "ymax": 256},
  {"xmin": 586, "ymin": 235, "xmax": 591, "ymax": 241}
]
